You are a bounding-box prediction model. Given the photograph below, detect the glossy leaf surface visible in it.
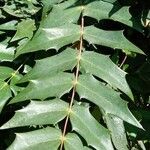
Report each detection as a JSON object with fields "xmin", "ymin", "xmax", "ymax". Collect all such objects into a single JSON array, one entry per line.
[
  {"xmin": 77, "ymin": 75, "xmax": 142, "ymax": 128},
  {"xmin": 10, "ymin": 73, "xmax": 74, "ymax": 103},
  {"xmin": 81, "ymin": 51, "xmax": 133, "ymax": 99},
  {"xmin": 70, "ymin": 105, "xmax": 114, "ymax": 150},
  {"xmin": 1, "ymin": 99, "xmax": 68, "ymax": 129},
  {"xmin": 7, "ymin": 127, "xmax": 61, "ymax": 150}
]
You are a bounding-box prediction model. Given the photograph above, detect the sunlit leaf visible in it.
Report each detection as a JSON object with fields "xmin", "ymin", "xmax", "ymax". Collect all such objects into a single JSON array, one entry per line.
[
  {"xmin": 1, "ymin": 99, "xmax": 68, "ymax": 129},
  {"xmin": 10, "ymin": 73, "xmax": 74, "ymax": 104},
  {"xmin": 7, "ymin": 127, "xmax": 61, "ymax": 150},
  {"xmin": 11, "ymin": 19, "xmax": 36, "ymax": 42}
]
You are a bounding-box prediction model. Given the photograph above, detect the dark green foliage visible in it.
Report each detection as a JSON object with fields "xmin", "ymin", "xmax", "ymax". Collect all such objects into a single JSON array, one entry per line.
[{"xmin": 0, "ymin": 0, "xmax": 150, "ymax": 149}]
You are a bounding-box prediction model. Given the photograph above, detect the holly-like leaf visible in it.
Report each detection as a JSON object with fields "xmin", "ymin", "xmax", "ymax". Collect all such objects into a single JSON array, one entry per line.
[
  {"xmin": 7, "ymin": 127, "xmax": 61, "ymax": 150},
  {"xmin": 11, "ymin": 19, "xmax": 36, "ymax": 42},
  {"xmin": 84, "ymin": 26, "xmax": 144, "ymax": 54},
  {"xmin": 84, "ymin": 1, "xmax": 130, "ymax": 26},
  {"xmin": 81, "ymin": 51, "xmax": 133, "ymax": 99},
  {"xmin": 41, "ymin": 0, "xmax": 81, "ymax": 27},
  {"xmin": 10, "ymin": 72, "xmax": 74, "ymax": 104},
  {"xmin": 19, "ymin": 48, "xmax": 77, "ymax": 82},
  {"xmin": 16, "ymin": 24, "xmax": 80, "ymax": 56},
  {"xmin": 0, "ymin": 99, "xmax": 68, "ymax": 129},
  {"xmin": 105, "ymin": 114, "xmax": 129, "ymax": 150},
  {"xmin": 76, "ymin": 74, "xmax": 142, "ymax": 129},
  {"xmin": 70, "ymin": 104, "xmax": 114, "ymax": 150}
]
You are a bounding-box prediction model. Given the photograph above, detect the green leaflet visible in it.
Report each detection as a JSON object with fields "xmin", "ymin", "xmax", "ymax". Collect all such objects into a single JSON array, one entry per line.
[
  {"xmin": 41, "ymin": 0, "xmax": 81, "ymax": 28},
  {"xmin": 84, "ymin": 1, "xmax": 130, "ymax": 26},
  {"xmin": 16, "ymin": 24, "xmax": 80, "ymax": 56},
  {"xmin": 84, "ymin": 26, "xmax": 144, "ymax": 54},
  {"xmin": 84, "ymin": 0, "xmax": 142, "ymax": 32},
  {"xmin": 64, "ymin": 133, "xmax": 90, "ymax": 150},
  {"xmin": 70, "ymin": 104, "xmax": 114, "ymax": 150},
  {"xmin": 0, "ymin": 81, "xmax": 12, "ymax": 113},
  {"xmin": 0, "ymin": 66, "xmax": 14, "ymax": 80},
  {"xmin": 0, "ymin": 38, "xmax": 15, "ymax": 61},
  {"xmin": 81, "ymin": 51, "xmax": 133, "ymax": 99},
  {"xmin": 41, "ymin": 0, "xmax": 64, "ymax": 18},
  {"xmin": 11, "ymin": 19, "xmax": 36, "ymax": 42},
  {"xmin": 10, "ymin": 72, "xmax": 74, "ymax": 104},
  {"xmin": 7, "ymin": 127, "xmax": 61, "ymax": 150},
  {"xmin": 105, "ymin": 114, "xmax": 128, "ymax": 150},
  {"xmin": 0, "ymin": 21, "xmax": 17, "ymax": 30},
  {"xmin": 76, "ymin": 74, "xmax": 142, "ymax": 129},
  {"xmin": 0, "ymin": 99, "xmax": 68, "ymax": 129},
  {"xmin": 19, "ymin": 48, "xmax": 77, "ymax": 82}
]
